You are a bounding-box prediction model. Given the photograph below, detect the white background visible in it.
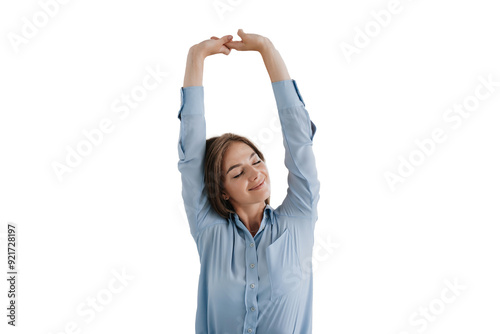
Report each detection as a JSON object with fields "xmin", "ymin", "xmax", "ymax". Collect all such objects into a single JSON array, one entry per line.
[{"xmin": 1, "ymin": 0, "xmax": 499, "ymax": 333}]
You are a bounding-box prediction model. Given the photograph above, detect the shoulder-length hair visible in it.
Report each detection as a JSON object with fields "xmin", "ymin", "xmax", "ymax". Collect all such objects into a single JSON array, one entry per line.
[{"xmin": 204, "ymin": 133, "xmax": 270, "ymax": 219}]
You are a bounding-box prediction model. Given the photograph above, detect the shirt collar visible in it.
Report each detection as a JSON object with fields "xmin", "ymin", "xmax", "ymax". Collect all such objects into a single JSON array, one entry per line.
[
  {"xmin": 264, "ymin": 204, "xmax": 273, "ymax": 222},
  {"xmin": 230, "ymin": 204, "xmax": 274, "ymax": 225}
]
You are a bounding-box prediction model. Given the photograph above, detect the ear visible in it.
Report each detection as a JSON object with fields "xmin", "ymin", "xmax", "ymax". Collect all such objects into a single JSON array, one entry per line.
[{"xmin": 221, "ymin": 191, "xmax": 229, "ymax": 200}]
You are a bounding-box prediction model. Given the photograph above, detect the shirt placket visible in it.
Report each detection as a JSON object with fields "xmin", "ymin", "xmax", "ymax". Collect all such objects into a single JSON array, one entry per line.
[
  {"xmin": 234, "ymin": 216, "xmax": 259, "ymax": 334},
  {"xmin": 243, "ymin": 236, "xmax": 258, "ymax": 333}
]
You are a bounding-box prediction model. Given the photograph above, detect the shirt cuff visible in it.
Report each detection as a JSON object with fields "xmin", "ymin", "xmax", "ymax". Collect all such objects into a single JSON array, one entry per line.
[
  {"xmin": 271, "ymin": 79, "xmax": 305, "ymax": 110},
  {"xmin": 177, "ymin": 86, "xmax": 204, "ymax": 120}
]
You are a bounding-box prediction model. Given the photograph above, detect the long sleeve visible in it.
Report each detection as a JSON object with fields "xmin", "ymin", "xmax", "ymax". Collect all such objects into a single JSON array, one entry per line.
[
  {"xmin": 272, "ymin": 79, "xmax": 320, "ymax": 225},
  {"xmin": 177, "ymin": 86, "xmax": 211, "ymax": 241}
]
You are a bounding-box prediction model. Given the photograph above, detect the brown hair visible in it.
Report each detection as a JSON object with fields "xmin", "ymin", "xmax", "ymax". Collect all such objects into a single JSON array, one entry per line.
[{"xmin": 204, "ymin": 133, "xmax": 270, "ymax": 219}]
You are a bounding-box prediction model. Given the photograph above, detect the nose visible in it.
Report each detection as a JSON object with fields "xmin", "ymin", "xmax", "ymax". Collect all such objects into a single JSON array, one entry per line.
[{"xmin": 248, "ymin": 165, "xmax": 259, "ymax": 180}]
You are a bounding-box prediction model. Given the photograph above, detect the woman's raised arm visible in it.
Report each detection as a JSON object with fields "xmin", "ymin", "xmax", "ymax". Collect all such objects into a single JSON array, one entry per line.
[
  {"xmin": 227, "ymin": 29, "xmax": 320, "ymax": 224},
  {"xmin": 182, "ymin": 47, "xmax": 205, "ymax": 87},
  {"xmin": 178, "ymin": 35, "xmax": 233, "ymax": 240}
]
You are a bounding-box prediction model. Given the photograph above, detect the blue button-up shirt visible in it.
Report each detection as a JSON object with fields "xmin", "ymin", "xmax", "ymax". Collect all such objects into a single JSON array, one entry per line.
[{"xmin": 177, "ymin": 79, "xmax": 320, "ymax": 334}]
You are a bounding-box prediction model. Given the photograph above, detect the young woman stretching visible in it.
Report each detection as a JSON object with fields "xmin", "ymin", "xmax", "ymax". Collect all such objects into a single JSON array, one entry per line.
[{"xmin": 177, "ymin": 29, "xmax": 320, "ymax": 334}]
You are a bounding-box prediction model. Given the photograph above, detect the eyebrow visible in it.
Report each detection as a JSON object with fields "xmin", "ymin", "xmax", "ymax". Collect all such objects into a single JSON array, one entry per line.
[{"xmin": 226, "ymin": 152, "xmax": 256, "ymax": 175}]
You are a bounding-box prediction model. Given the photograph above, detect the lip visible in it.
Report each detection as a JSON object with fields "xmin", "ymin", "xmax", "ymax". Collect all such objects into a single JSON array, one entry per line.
[{"xmin": 249, "ymin": 179, "xmax": 265, "ymax": 191}]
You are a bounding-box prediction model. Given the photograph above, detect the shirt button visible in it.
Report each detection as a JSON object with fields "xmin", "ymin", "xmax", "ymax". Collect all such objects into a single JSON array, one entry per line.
[
  {"xmin": 250, "ymin": 283, "xmax": 255, "ymax": 289},
  {"xmin": 250, "ymin": 306, "xmax": 256, "ymax": 311},
  {"xmin": 250, "ymin": 263, "xmax": 255, "ymax": 268},
  {"xmin": 250, "ymin": 243, "xmax": 254, "ymax": 247},
  {"xmin": 247, "ymin": 329, "xmax": 253, "ymax": 333}
]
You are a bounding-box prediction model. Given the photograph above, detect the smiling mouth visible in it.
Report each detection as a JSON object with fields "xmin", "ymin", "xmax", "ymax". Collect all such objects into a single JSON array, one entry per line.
[{"xmin": 250, "ymin": 180, "xmax": 265, "ymax": 191}]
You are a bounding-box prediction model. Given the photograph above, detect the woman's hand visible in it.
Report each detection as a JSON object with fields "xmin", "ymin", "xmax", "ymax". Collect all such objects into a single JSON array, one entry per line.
[
  {"xmin": 183, "ymin": 35, "xmax": 233, "ymax": 87},
  {"xmin": 191, "ymin": 35, "xmax": 233, "ymax": 59},
  {"xmin": 224, "ymin": 29, "xmax": 270, "ymax": 53}
]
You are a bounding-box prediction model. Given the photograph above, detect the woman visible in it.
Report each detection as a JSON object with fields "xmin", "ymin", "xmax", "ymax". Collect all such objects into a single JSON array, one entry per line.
[{"xmin": 177, "ymin": 29, "xmax": 320, "ymax": 334}]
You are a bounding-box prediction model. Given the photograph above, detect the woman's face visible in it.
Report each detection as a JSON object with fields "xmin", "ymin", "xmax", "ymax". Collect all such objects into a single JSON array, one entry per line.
[{"xmin": 221, "ymin": 141, "xmax": 270, "ymax": 208}]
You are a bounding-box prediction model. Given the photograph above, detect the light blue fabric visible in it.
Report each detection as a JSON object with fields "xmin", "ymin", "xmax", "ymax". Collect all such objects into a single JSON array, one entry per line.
[{"xmin": 177, "ymin": 79, "xmax": 320, "ymax": 334}]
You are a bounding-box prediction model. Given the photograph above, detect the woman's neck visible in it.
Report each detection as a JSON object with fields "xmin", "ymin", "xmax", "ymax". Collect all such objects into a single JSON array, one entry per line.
[{"xmin": 234, "ymin": 201, "xmax": 266, "ymax": 234}]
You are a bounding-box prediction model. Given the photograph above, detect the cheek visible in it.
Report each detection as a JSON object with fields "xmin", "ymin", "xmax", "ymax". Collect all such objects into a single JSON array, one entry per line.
[{"xmin": 227, "ymin": 179, "xmax": 244, "ymax": 194}]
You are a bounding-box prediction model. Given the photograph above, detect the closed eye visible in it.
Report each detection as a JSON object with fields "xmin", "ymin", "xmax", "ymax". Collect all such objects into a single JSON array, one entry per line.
[{"xmin": 233, "ymin": 160, "xmax": 261, "ymax": 179}]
